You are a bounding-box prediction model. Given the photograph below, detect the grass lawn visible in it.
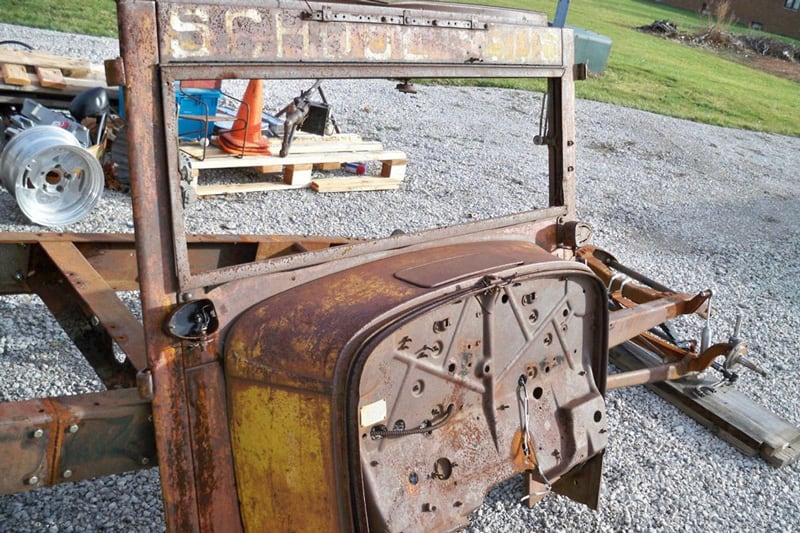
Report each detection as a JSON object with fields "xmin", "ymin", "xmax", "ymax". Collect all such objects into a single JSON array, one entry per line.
[
  {"xmin": 0, "ymin": 0, "xmax": 117, "ymax": 37},
  {"xmin": 0, "ymin": 0, "xmax": 798, "ymax": 135},
  {"xmin": 473, "ymin": 0, "xmax": 800, "ymax": 136}
]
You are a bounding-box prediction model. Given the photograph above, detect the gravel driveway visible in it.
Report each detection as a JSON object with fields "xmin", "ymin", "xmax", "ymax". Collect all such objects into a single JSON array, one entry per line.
[{"xmin": 1, "ymin": 22, "xmax": 799, "ymax": 532}]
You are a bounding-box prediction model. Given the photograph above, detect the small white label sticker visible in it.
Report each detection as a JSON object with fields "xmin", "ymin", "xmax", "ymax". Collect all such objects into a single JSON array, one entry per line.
[{"xmin": 360, "ymin": 399, "xmax": 387, "ymax": 428}]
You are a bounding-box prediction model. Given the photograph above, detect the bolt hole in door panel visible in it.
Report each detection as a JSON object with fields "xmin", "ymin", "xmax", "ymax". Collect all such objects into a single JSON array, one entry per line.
[{"xmin": 225, "ymin": 239, "xmax": 607, "ymax": 531}]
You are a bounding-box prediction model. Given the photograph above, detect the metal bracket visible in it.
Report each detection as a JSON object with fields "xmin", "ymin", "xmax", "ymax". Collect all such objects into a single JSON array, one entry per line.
[
  {"xmin": 560, "ymin": 220, "xmax": 593, "ymax": 249},
  {"xmin": 304, "ymin": 6, "xmax": 397, "ymax": 24},
  {"xmin": 137, "ymin": 369, "xmax": 154, "ymax": 401},
  {"xmin": 306, "ymin": 7, "xmax": 485, "ymax": 29},
  {"xmin": 104, "ymin": 57, "xmax": 126, "ymax": 86}
]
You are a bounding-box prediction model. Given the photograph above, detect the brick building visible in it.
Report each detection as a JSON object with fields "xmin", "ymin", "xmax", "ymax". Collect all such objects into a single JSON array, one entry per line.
[{"xmin": 654, "ymin": 0, "xmax": 800, "ymax": 38}]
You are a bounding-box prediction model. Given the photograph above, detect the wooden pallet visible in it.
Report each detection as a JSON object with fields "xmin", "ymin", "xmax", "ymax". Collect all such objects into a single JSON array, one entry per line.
[
  {"xmin": 180, "ymin": 134, "xmax": 407, "ymax": 195},
  {"xmin": 0, "ymin": 47, "xmax": 113, "ymax": 103}
]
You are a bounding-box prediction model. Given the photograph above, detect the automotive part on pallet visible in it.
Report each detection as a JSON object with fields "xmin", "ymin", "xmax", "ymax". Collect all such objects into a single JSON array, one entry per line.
[
  {"xmin": 0, "ymin": 0, "xmax": 797, "ymax": 532},
  {"xmin": 274, "ymin": 79, "xmax": 326, "ymax": 157}
]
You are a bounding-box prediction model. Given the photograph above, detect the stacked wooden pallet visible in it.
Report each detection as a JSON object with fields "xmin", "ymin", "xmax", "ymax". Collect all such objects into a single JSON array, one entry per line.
[
  {"xmin": 0, "ymin": 47, "xmax": 113, "ymax": 103},
  {"xmin": 179, "ymin": 133, "xmax": 407, "ymax": 195}
]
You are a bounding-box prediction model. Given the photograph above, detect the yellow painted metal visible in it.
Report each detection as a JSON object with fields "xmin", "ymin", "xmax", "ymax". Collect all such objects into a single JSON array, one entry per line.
[
  {"xmin": 223, "ymin": 241, "xmax": 570, "ymax": 530},
  {"xmin": 229, "ymin": 382, "xmax": 337, "ymax": 532}
]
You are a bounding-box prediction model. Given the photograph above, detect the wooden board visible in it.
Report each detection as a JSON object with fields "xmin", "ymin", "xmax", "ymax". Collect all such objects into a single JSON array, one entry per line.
[
  {"xmin": 0, "ymin": 47, "xmax": 97, "ymax": 78},
  {"xmin": 381, "ymin": 160, "xmax": 407, "ymax": 179},
  {"xmin": 311, "ymin": 176, "xmax": 403, "ymax": 192},
  {"xmin": 315, "ymin": 162, "xmax": 343, "ymax": 171},
  {"xmin": 0, "ymin": 48, "xmax": 112, "ymax": 104},
  {"xmin": 196, "ymin": 180, "xmax": 305, "ymax": 196},
  {"xmin": 35, "ymin": 66, "xmax": 67, "ymax": 89},
  {"xmin": 182, "ymin": 144, "xmax": 406, "ymax": 170},
  {"xmin": 0, "ymin": 63, "xmax": 29, "ymax": 86},
  {"xmin": 0, "ymin": 73, "xmax": 116, "ymax": 102},
  {"xmin": 179, "ymin": 137, "xmax": 380, "ymax": 163},
  {"xmin": 1, "ymin": 69, "xmax": 109, "ymax": 90}
]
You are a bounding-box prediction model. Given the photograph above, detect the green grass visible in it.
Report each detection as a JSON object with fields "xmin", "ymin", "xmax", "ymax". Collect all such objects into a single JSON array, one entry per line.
[
  {"xmin": 472, "ymin": 0, "xmax": 800, "ymax": 136},
  {"xmin": 1, "ymin": 0, "xmax": 798, "ymax": 135},
  {"xmin": 0, "ymin": 0, "xmax": 117, "ymax": 37}
]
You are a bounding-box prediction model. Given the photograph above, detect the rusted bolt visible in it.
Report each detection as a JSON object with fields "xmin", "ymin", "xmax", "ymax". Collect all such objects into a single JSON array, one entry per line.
[
  {"xmin": 32, "ymin": 429, "xmax": 44, "ymax": 439},
  {"xmin": 62, "ymin": 469, "xmax": 73, "ymax": 479},
  {"xmin": 68, "ymin": 424, "xmax": 79, "ymax": 434},
  {"xmin": 27, "ymin": 476, "xmax": 39, "ymax": 485},
  {"xmin": 89, "ymin": 315, "xmax": 100, "ymax": 327},
  {"xmin": 13, "ymin": 271, "xmax": 24, "ymax": 281}
]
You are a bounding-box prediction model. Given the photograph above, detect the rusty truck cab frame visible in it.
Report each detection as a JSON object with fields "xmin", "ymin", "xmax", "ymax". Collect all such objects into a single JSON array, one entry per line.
[
  {"xmin": 6, "ymin": 0, "xmax": 793, "ymax": 531},
  {"xmin": 115, "ymin": 1, "xmax": 581, "ymax": 529}
]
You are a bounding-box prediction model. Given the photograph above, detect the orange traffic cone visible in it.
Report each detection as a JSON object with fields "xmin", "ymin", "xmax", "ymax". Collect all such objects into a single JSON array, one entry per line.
[{"xmin": 217, "ymin": 79, "xmax": 271, "ymax": 156}]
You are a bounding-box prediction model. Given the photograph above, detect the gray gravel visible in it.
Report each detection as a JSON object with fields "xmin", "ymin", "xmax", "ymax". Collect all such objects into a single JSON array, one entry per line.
[{"xmin": 1, "ymin": 22, "xmax": 799, "ymax": 533}]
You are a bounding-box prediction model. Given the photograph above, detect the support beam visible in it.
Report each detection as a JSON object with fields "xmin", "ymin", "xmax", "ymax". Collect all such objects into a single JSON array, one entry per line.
[
  {"xmin": 38, "ymin": 240, "xmax": 147, "ymax": 371},
  {"xmin": 0, "ymin": 389, "xmax": 155, "ymax": 495}
]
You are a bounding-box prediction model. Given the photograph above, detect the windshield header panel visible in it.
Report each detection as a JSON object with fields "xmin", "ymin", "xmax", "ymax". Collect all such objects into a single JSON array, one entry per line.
[{"xmin": 158, "ymin": 0, "xmax": 563, "ymax": 70}]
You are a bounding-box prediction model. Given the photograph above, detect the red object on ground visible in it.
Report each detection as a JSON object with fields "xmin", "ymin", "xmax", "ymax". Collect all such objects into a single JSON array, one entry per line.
[{"xmin": 344, "ymin": 162, "xmax": 367, "ymax": 175}]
